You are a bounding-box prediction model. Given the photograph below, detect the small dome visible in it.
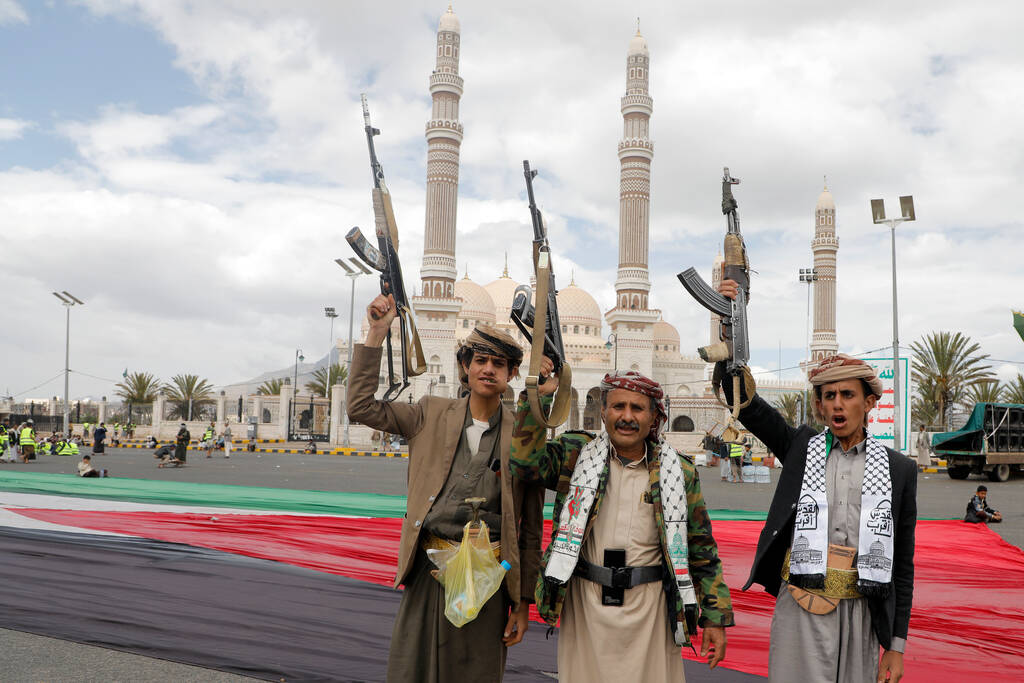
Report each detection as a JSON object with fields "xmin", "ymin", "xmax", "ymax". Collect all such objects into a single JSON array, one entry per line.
[
  {"xmin": 654, "ymin": 319, "xmax": 680, "ymax": 345},
  {"xmin": 438, "ymin": 5, "xmax": 460, "ymax": 33},
  {"xmin": 628, "ymin": 31, "xmax": 648, "ymax": 56},
  {"xmin": 816, "ymin": 185, "xmax": 835, "ymax": 211},
  {"xmin": 455, "ymin": 276, "xmax": 496, "ymax": 323},
  {"xmin": 484, "ymin": 274, "xmax": 522, "ymax": 324},
  {"xmin": 556, "ymin": 282, "xmax": 602, "ymax": 328}
]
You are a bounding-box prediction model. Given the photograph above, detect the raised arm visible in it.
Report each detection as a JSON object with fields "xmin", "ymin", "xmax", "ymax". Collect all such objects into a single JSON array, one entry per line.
[
  {"xmin": 345, "ymin": 294, "xmax": 424, "ymax": 438},
  {"xmin": 509, "ymin": 391, "xmax": 586, "ymax": 490}
]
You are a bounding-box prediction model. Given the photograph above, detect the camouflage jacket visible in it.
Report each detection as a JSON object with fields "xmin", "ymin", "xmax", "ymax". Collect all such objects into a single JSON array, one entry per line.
[{"xmin": 510, "ymin": 393, "xmax": 734, "ymax": 637}]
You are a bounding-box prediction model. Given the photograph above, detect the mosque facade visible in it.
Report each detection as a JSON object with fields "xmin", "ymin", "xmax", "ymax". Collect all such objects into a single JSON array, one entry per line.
[{"xmin": 343, "ymin": 7, "xmax": 820, "ymax": 439}]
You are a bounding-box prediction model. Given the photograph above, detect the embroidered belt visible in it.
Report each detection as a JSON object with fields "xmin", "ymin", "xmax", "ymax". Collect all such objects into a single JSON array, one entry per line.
[
  {"xmin": 573, "ymin": 557, "xmax": 664, "ymax": 589},
  {"xmin": 420, "ymin": 533, "xmax": 501, "ymax": 560},
  {"xmin": 782, "ymin": 547, "xmax": 863, "ymax": 603}
]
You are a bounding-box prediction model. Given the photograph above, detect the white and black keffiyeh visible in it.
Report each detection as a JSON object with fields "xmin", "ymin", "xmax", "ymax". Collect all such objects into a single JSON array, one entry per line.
[
  {"xmin": 790, "ymin": 431, "xmax": 895, "ymax": 597},
  {"xmin": 545, "ymin": 431, "xmax": 699, "ymax": 646}
]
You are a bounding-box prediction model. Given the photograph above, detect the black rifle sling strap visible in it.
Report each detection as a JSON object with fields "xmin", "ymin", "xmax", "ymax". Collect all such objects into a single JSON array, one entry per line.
[
  {"xmin": 373, "ymin": 188, "xmax": 426, "ymax": 377},
  {"xmin": 524, "ymin": 247, "xmax": 573, "ymax": 429}
]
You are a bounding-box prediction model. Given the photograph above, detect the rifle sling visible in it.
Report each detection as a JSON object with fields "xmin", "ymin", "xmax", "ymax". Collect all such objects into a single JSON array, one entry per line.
[
  {"xmin": 525, "ymin": 250, "xmax": 572, "ymax": 428},
  {"xmin": 398, "ymin": 304, "xmax": 427, "ymax": 377}
]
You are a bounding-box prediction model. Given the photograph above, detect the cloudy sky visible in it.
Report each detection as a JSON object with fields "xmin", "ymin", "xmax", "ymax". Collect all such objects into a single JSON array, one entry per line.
[{"xmin": 2, "ymin": 0, "xmax": 1022, "ymax": 402}]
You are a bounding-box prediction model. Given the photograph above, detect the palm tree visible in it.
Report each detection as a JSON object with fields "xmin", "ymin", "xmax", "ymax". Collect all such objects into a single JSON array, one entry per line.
[
  {"xmin": 114, "ymin": 371, "xmax": 161, "ymax": 404},
  {"xmin": 306, "ymin": 364, "xmax": 348, "ymax": 401},
  {"xmin": 772, "ymin": 393, "xmax": 801, "ymax": 427},
  {"xmin": 257, "ymin": 378, "xmax": 285, "ymax": 396},
  {"xmin": 910, "ymin": 331, "xmax": 995, "ymax": 429},
  {"xmin": 962, "ymin": 379, "xmax": 1003, "ymax": 409},
  {"xmin": 1006, "ymin": 374, "xmax": 1024, "ymax": 404},
  {"xmin": 163, "ymin": 374, "xmax": 215, "ymax": 421}
]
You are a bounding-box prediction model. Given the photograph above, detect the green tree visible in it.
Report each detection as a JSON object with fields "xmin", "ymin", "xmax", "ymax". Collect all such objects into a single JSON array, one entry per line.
[
  {"xmin": 962, "ymin": 379, "xmax": 1003, "ymax": 409},
  {"xmin": 1006, "ymin": 374, "xmax": 1024, "ymax": 404},
  {"xmin": 803, "ymin": 389, "xmax": 825, "ymax": 432},
  {"xmin": 163, "ymin": 374, "xmax": 215, "ymax": 421},
  {"xmin": 114, "ymin": 371, "xmax": 161, "ymax": 404},
  {"xmin": 910, "ymin": 331, "xmax": 995, "ymax": 429},
  {"xmin": 305, "ymin": 364, "xmax": 348, "ymax": 401},
  {"xmin": 257, "ymin": 378, "xmax": 285, "ymax": 396},
  {"xmin": 772, "ymin": 392, "xmax": 801, "ymax": 427}
]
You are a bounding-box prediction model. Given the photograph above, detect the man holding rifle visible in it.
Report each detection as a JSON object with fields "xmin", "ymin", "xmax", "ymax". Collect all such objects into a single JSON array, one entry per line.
[
  {"xmin": 348, "ymin": 293, "xmax": 544, "ymax": 683},
  {"xmin": 717, "ymin": 278, "xmax": 916, "ymax": 683},
  {"xmin": 510, "ymin": 358, "xmax": 733, "ymax": 681}
]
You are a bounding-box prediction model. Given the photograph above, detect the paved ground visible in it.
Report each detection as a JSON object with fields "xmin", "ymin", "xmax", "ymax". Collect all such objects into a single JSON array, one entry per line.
[
  {"xmin": 1, "ymin": 628, "xmax": 254, "ymax": 682},
  {"xmin": 7, "ymin": 446, "xmax": 1022, "ymax": 548}
]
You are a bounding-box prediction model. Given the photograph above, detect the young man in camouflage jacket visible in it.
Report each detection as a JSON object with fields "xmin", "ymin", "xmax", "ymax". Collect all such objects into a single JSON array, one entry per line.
[{"xmin": 510, "ymin": 363, "xmax": 733, "ymax": 681}]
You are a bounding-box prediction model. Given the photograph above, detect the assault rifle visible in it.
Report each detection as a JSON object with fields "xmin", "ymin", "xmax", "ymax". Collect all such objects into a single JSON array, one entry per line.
[
  {"xmin": 677, "ymin": 167, "xmax": 753, "ymax": 441},
  {"xmin": 346, "ymin": 94, "xmax": 426, "ymax": 401},
  {"xmin": 510, "ymin": 160, "xmax": 573, "ymax": 428}
]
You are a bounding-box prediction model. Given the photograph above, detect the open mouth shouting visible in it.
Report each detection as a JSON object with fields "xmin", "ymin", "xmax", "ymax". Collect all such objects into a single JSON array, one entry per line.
[{"xmin": 831, "ymin": 413, "xmax": 848, "ymax": 431}]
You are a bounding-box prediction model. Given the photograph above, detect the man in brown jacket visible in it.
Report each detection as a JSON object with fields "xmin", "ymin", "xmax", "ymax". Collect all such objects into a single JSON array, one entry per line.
[{"xmin": 348, "ymin": 293, "xmax": 545, "ymax": 683}]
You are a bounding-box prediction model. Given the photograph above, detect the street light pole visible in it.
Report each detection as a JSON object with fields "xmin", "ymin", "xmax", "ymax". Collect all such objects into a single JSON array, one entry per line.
[
  {"xmin": 292, "ymin": 348, "xmax": 304, "ymax": 440},
  {"xmin": 605, "ymin": 333, "xmax": 618, "ymax": 372},
  {"xmin": 325, "ymin": 307, "xmax": 339, "ymax": 369},
  {"xmin": 798, "ymin": 268, "xmax": 818, "ymax": 370},
  {"xmin": 336, "ymin": 257, "xmax": 371, "ymax": 447},
  {"xmin": 871, "ymin": 196, "xmax": 915, "ymax": 451},
  {"xmin": 52, "ymin": 291, "xmax": 84, "ymax": 436}
]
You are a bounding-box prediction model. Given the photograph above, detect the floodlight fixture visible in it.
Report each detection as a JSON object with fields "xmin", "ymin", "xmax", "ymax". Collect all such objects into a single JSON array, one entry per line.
[
  {"xmin": 53, "ymin": 292, "xmax": 71, "ymax": 304},
  {"xmin": 63, "ymin": 291, "xmax": 85, "ymax": 305}
]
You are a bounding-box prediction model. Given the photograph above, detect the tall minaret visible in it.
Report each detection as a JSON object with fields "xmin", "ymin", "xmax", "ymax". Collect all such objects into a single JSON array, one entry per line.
[
  {"xmin": 710, "ymin": 251, "xmax": 723, "ymax": 346},
  {"xmin": 614, "ymin": 29, "xmax": 653, "ymax": 311},
  {"xmin": 410, "ymin": 5, "xmax": 464, "ymax": 396},
  {"xmin": 605, "ymin": 28, "xmax": 659, "ymax": 376},
  {"xmin": 810, "ymin": 180, "xmax": 839, "ymax": 362},
  {"xmin": 421, "ymin": 5, "xmax": 463, "ymax": 299}
]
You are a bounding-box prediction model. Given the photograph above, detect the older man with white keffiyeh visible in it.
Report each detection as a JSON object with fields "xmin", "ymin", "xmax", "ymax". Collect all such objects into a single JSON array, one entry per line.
[
  {"xmin": 511, "ymin": 361, "xmax": 733, "ymax": 682},
  {"xmin": 720, "ymin": 271, "xmax": 918, "ymax": 683}
]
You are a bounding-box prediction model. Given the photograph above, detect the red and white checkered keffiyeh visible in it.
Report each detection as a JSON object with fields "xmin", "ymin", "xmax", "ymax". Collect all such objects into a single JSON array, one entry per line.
[{"xmin": 600, "ymin": 371, "xmax": 667, "ymax": 439}]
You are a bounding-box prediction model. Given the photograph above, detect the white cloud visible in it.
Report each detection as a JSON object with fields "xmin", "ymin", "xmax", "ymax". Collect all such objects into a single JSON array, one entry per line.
[
  {"xmin": 3, "ymin": 0, "xmax": 1023, "ymax": 401},
  {"xmin": 0, "ymin": 118, "xmax": 30, "ymax": 140},
  {"xmin": 0, "ymin": 0, "xmax": 26, "ymax": 25}
]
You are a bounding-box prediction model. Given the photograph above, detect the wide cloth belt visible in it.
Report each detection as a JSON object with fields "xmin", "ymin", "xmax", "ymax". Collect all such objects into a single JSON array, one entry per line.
[
  {"xmin": 573, "ymin": 557, "xmax": 664, "ymax": 589},
  {"xmin": 782, "ymin": 545, "xmax": 862, "ymax": 614},
  {"xmin": 420, "ymin": 532, "xmax": 501, "ymax": 561}
]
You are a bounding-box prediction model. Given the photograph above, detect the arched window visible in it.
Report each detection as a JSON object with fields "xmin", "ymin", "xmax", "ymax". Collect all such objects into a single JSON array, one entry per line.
[{"xmin": 573, "ymin": 325, "xmax": 579, "ymax": 334}]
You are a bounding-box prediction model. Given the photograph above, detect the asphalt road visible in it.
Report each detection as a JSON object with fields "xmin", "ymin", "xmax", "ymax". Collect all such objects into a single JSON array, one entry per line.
[{"xmin": 8, "ymin": 446, "xmax": 1023, "ymax": 548}]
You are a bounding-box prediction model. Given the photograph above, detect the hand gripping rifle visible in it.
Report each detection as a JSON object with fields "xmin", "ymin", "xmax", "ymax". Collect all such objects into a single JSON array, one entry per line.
[
  {"xmin": 677, "ymin": 167, "xmax": 755, "ymax": 442},
  {"xmin": 346, "ymin": 94, "xmax": 426, "ymax": 401},
  {"xmin": 509, "ymin": 160, "xmax": 573, "ymax": 428}
]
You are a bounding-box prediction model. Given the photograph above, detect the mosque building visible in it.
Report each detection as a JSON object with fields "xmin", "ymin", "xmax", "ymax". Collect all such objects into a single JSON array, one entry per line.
[{"xmin": 343, "ymin": 6, "xmax": 820, "ymax": 439}]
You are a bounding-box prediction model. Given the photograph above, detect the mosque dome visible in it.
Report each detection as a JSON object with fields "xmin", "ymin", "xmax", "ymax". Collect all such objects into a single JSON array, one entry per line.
[
  {"xmin": 653, "ymin": 319, "xmax": 680, "ymax": 352},
  {"xmin": 816, "ymin": 184, "xmax": 835, "ymax": 211},
  {"xmin": 628, "ymin": 31, "xmax": 648, "ymax": 56},
  {"xmin": 454, "ymin": 274, "xmax": 496, "ymax": 324},
  {"xmin": 557, "ymin": 281, "xmax": 603, "ymax": 343},
  {"xmin": 484, "ymin": 272, "xmax": 522, "ymax": 324},
  {"xmin": 438, "ymin": 5, "xmax": 460, "ymax": 33}
]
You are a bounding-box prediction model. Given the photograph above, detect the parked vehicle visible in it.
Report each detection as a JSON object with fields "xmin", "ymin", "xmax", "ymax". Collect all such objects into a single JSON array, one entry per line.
[{"xmin": 933, "ymin": 403, "xmax": 1024, "ymax": 482}]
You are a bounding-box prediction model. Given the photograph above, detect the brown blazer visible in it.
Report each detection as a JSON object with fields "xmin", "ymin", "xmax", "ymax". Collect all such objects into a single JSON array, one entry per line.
[{"xmin": 347, "ymin": 344, "xmax": 544, "ymax": 607}]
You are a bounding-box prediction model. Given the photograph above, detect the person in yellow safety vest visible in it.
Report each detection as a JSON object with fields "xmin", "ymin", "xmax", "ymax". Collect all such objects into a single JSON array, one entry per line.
[
  {"xmin": 728, "ymin": 441, "xmax": 744, "ymax": 484},
  {"xmin": 20, "ymin": 420, "xmax": 37, "ymax": 463},
  {"xmin": 84, "ymin": 422, "xmax": 91, "ymax": 439},
  {"xmin": 37, "ymin": 439, "xmax": 51, "ymax": 456},
  {"xmin": 58, "ymin": 439, "xmax": 79, "ymax": 456},
  {"xmin": 202, "ymin": 423, "xmax": 215, "ymax": 458},
  {"xmin": 0, "ymin": 424, "xmax": 8, "ymax": 459}
]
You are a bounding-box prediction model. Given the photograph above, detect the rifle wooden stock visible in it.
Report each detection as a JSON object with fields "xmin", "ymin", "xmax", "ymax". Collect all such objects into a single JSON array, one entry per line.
[{"xmin": 526, "ymin": 250, "xmax": 573, "ymax": 428}]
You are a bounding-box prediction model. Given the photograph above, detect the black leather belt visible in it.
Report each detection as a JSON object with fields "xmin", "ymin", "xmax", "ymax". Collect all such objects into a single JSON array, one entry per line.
[{"xmin": 573, "ymin": 557, "xmax": 664, "ymax": 589}]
